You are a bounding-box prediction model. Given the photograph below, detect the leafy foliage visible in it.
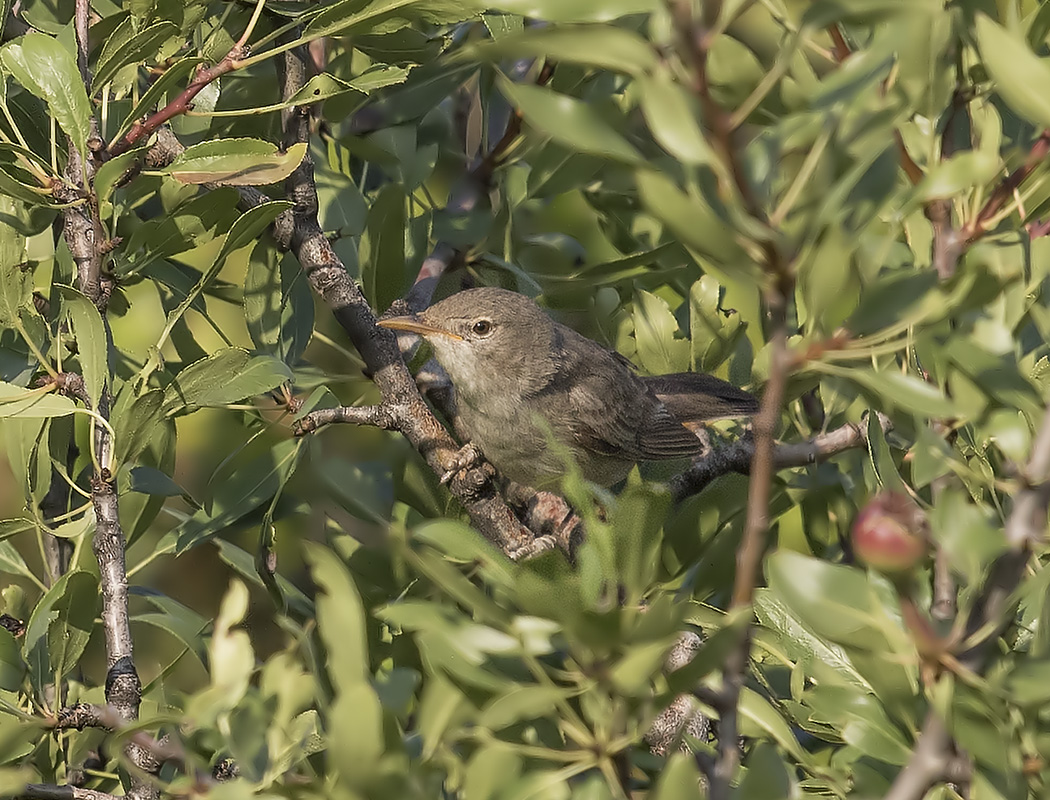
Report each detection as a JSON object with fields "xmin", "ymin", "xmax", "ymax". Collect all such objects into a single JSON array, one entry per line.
[{"xmin": 0, "ymin": 1, "xmax": 1049, "ymax": 799}]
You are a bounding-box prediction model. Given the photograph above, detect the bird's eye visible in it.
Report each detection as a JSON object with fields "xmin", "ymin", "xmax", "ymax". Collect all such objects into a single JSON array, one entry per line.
[{"xmin": 471, "ymin": 319, "xmax": 494, "ymax": 337}]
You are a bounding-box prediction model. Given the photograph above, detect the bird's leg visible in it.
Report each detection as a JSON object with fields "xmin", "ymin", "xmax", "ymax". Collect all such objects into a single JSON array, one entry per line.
[
  {"xmin": 439, "ymin": 442, "xmax": 486, "ymax": 485},
  {"xmin": 507, "ymin": 534, "xmax": 560, "ymax": 561}
]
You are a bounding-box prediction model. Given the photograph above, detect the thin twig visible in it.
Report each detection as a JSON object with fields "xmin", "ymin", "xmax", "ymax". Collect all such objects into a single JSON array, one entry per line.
[
  {"xmin": 294, "ymin": 404, "xmax": 400, "ymax": 434},
  {"xmin": 884, "ymin": 397, "xmax": 1050, "ymax": 800},
  {"xmin": 666, "ymin": 2, "xmax": 795, "ymax": 795},
  {"xmin": 108, "ymin": 1, "xmax": 264, "ymax": 157},
  {"xmin": 964, "ymin": 131, "xmax": 1050, "ymax": 244},
  {"xmin": 671, "ymin": 412, "xmax": 891, "ymax": 502}
]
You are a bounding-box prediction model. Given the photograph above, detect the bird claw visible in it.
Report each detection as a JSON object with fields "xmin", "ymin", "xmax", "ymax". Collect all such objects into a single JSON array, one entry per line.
[
  {"xmin": 440, "ymin": 443, "xmax": 484, "ymax": 485},
  {"xmin": 509, "ymin": 535, "xmax": 559, "ymax": 561}
]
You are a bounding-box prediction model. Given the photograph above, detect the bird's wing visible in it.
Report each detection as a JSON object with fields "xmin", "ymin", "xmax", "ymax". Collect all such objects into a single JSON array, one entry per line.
[
  {"xmin": 548, "ymin": 327, "xmax": 706, "ymax": 462},
  {"xmin": 644, "ymin": 373, "xmax": 759, "ymax": 422}
]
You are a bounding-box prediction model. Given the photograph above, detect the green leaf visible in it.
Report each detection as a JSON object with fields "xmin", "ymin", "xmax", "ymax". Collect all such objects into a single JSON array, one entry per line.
[
  {"xmin": 127, "ymin": 465, "xmax": 188, "ymax": 498},
  {"xmin": 0, "ymin": 33, "xmax": 92, "ymax": 155},
  {"xmin": 738, "ymin": 687, "xmax": 808, "ymax": 763},
  {"xmin": 498, "ymin": 79, "xmax": 641, "ymax": 163},
  {"xmin": 638, "ymin": 71, "xmax": 714, "ymax": 165},
  {"xmin": 142, "ymin": 201, "xmax": 291, "ymax": 381},
  {"xmin": 46, "ymin": 571, "xmax": 98, "ymax": 679},
  {"xmin": 214, "ymin": 539, "xmax": 313, "ymax": 619},
  {"xmin": 805, "ymin": 684, "xmax": 913, "ymax": 765},
  {"xmin": 919, "ymin": 150, "xmax": 1001, "ymax": 200},
  {"xmin": 47, "ymin": 513, "xmax": 92, "ymax": 540},
  {"xmin": 328, "ymin": 683, "xmax": 384, "ymax": 788},
  {"xmin": 0, "ymin": 628, "xmax": 25, "ymax": 691},
  {"xmin": 359, "ymin": 183, "xmax": 407, "ymax": 312},
  {"xmin": 767, "ymin": 550, "xmax": 899, "ymax": 649},
  {"xmin": 477, "ymin": 0, "xmax": 657, "ymax": 22},
  {"xmin": 1007, "ymin": 658, "xmax": 1050, "ymax": 706},
  {"xmin": 930, "ymin": 489, "xmax": 1006, "ymax": 587},
  {"xmin": 111, "ymin": 388, "xmax": 163, "ymax": 467},
  {"xmin": 221, "ymin": 201, "xmax": 293, "ymax": 260},
  {"xmin": 975, "ymin": 14, "xmax": 1050, "ymax": 130},
  {"xmin": 306, "ymin": 0, "xmax": 428, "ymax": 37},
  {"xmin": 162, "ymin": 349, "xmax": 292, "ymax": 416},
  {"xmin": 0, "ymin": 517, "xmax": 35, "ymax": 543},
  {"xmin": 157, "ymin": 438, "xmax": 301, "ymax": 554},
  {"xmin": 0, "ymin": 383, "xmax": 76, "ymax": 419},
  {"xmin": 464, "ymin": 747, "xmax": 522, "ymax": 800},
  {"xmin": 22, "ymin": 570, "xmax": 95, "ymax": 692},
  {"xmin": 161, "ymin": 140, "xmax": 308, "ymax": 186},
  {"xmin": 129, "ymin": 586, "xmax": 209, "ymax": 667},
  {"xmin": 93, "ymin": 146, "xmax": 148, "ymax": 204},
  {"xmin": 303, "ymin": 543, "xmax": 369, "ymax": 691},
  {"xmin": 55, "ymin": 287, "xmax": 107, "ymax": 409},
  {"xmin": 477, "ymin": 685, "xmax": 567, "ymax": 729},
  {"xmin": 632, "ymin": 290, "xmax": 690, "ymax": 374},
  {"xmin": 0, "ymin": 198, "xmax": 28, "ymax": 325},
  {"xmin": 754, "ymin": 589, "xmax": 872, "ymax": 692},
  {"xmin": 649, "ymin": 754, "xmax": 701, "ymax": 800},
  {"xmin": 735, "ymin": 743, "xmax": 796, "ymax": 800},
  {"xmin": 0, "ymin": 539, "xmax": 33, "ymax": 580},
  {"xmin": 636, "ymin": 169, "xmax": 750, "ymax": 268},
  {"xmin": 208, "ymin": 581, "xmax": 254, "ymax": 708},
  {"xmin": 847, "ymin": 369, "xmax": 957, "ymax": 418},
  {"xmin": 467, "ymin": 25, "xmax": 657, "ymax": 76},
  {"xmin": 244, "ymin": 249, "xmax": 314, "ymax": 365},
  {"xmin": 93, "ymin": 19, "xmax": 179, "ymax": 94}
]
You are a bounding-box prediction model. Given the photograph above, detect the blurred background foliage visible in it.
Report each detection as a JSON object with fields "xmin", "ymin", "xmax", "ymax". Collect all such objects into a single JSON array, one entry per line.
[{"xmin": 0, "ymin": 0, "xmax": 1049, "ymax": 797}]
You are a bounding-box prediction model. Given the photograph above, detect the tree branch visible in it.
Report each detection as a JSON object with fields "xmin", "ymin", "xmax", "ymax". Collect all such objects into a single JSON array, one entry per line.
[
  {"xmin": 19, "ymin": 785, "xmax": 121, "ymax": 800},
  {"xmin": 294, "ymin": 404, "xmax": 400, "ymax": 434},
  {"xmin": 273, "ymin": 34, "xmax": 535, "ymax": 556},
  {"xmin": 667, "ymin": 2, "xmax": 797, "ymax": 794},
  {"xmin": 670, "ymin": 412, "xmax": 891, "ymax": 503},
  {"xmin": 107, "ymin": 2, "xmax": 263, "ymax": 157},
  {"xmin": 58, "ymin": 4, "xmax": 156, "ymax": 797},
  {"xmin": 883, "ymin": 396, "xmax": 1050, "ymax": 800}
]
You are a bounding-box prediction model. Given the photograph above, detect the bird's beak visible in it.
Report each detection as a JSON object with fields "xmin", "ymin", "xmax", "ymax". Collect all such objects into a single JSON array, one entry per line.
[{"xmin": 377, "ymin": 315, "xmax": 463, "ymax": 340}]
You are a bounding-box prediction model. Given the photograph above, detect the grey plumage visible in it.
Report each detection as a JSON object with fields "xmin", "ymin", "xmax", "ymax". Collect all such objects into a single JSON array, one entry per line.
[{"xmin": 380, "ymin": 287, "xmax": 758, "ymax": 489}]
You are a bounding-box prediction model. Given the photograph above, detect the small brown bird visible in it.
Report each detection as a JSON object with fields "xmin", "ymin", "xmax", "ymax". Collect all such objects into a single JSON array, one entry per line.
[{"xmin": 380, "ymin": 288, "xmax": 758, "ymax": 489}]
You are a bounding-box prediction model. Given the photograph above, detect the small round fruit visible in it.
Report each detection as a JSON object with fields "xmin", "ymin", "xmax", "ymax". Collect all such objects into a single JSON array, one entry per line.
[{"xmin": 851, "ymin": 492, "xmax": 929, "ymax": 576}]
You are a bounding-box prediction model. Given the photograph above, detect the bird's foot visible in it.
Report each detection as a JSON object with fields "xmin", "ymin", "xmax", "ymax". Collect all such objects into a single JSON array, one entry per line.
[
  {"xmin": 508, "ymin": 534, "xmax": 559, "ymax": 561},
  {"xmin": 440, "ymin": 443, "xmax": 485, "ymax": 485}
]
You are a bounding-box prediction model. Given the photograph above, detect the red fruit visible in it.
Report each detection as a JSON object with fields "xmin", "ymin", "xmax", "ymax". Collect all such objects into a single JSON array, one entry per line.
[{"xmin": 851, "ymin": 492, "xmax": 929, "ymax": 576}]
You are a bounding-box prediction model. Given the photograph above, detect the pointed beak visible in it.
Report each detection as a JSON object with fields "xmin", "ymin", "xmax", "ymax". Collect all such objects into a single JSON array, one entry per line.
[{"xmin": 377, "ymin": 315, "xmax": 463, "ymax": 340}]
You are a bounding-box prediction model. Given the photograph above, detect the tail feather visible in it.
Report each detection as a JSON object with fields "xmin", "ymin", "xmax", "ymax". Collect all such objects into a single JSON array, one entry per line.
[{"xmin": 643, "ymin": 373, "xmax": 759, "ymax": 424}]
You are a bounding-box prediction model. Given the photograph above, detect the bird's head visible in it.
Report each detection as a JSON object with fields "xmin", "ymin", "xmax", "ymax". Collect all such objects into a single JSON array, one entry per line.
[{"xmin": 378, "ymin": 287, "xmax": 557, "ymax": 398}]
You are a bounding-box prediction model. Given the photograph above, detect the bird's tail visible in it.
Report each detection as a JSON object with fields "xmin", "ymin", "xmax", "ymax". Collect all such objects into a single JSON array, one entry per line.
[{"xmin": 644, "ymin": 373, "xmax": 759, "ymax": 425}]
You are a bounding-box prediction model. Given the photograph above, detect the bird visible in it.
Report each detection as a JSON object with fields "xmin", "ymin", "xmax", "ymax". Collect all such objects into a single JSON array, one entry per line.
[{"xmin": 378, "ymin": 287, "xmax": 758, "ymax": 490}]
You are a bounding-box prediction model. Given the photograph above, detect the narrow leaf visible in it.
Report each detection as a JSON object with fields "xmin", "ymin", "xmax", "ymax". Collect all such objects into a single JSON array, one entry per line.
[
  {"xmin": 162, "ymin": 140, "xmax": 307, "ymax": 186},
  {"xmin": 0, "ymin": 33, "xmax": 92, "ymax": 154}
]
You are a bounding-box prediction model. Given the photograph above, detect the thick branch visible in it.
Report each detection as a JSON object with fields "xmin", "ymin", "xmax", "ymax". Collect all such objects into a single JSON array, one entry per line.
[
  {"xmin": 54, "ymin": 704, "xmax": 185, "ymax": 768},
  {"xmin": 274, "ymin": 37, "xmax": 533, "ymax": 555},
  {"xmin": 63, "ymin": 4, "xmax": 154, "ymax": 796},
  {"xmin": 19, "ymin": 785, "xmax": 120, "ymax": 800}
]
